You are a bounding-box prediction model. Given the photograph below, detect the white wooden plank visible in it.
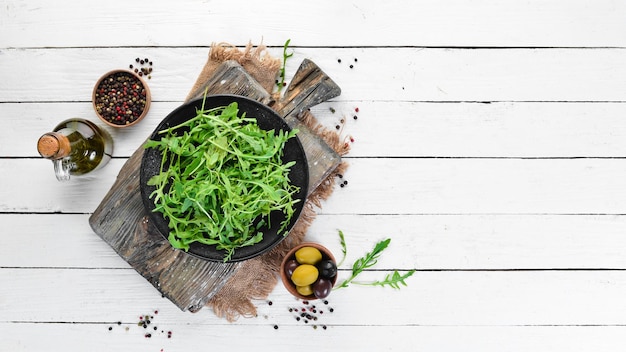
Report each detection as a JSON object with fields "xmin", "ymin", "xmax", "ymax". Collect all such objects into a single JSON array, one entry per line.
[
  {"xmin": 2, "ymin": 323, "xmax": 625, "ymax": 352},
  {"xmin": 4, "ymin": 158, "xmax": 626, "ymax": 214},
  {"xmin": 4, "ymin": 213, "xmax": 626, "ymax": 270},
  {"xmin": 2, "ymin": 268, "xmax": 626, "ymax": 326},
  {"xmin": 2, "ymin": 0, "xmax": 625, "ymax": 48},
  {"xmin": 2, "ymin": 48, "xmax": 626, "ymax": 102},
  {"xmin": 305, "ymin": 214, "xmax": 626, "ymax": 270},
  {"xmin": 0, "ymin": 158, "xmax": 121, "ymax": 213},
  {"xmin": 6, "ymin": 101, "xmax": 626, "ymax": 159},
  {"xmin": 0, "ymin": 214, "xmax": 130, "ymax": 268},
  {"xmin": 321, "ymin": 157, "xmax": 626, "ymax": 215}
]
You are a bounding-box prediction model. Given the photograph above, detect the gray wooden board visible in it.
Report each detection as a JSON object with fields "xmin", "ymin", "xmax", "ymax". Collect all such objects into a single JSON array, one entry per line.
[{"xmin": 89, "ymin": 60, "xmax": 341, "ymax": 312}]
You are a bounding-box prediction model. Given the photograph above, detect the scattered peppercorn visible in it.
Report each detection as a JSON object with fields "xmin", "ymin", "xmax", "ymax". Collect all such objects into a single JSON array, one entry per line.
[
  {"xmin": 273, "ymin": 325, "xmax": 279, "ymax": 330},
  {"xmin": 129, "ymin": 57, "xmax": 155, "ymax": 80},
  {"xmin": 349, "ymin": 64, "xmax": 354, "ymax": 69},
  {"xmin": 337, "ymin": 59, "xmax": 341, "ymax": 63},
  {"xmin": 329, "ymin": 107, "xmax": 336, "ymax": 113},
  {"xmin": 355, "ymin": 107, "xmax": 359, "ymax": 113},
  {"xmin": 282, "ymin": 300, "xmax": 335, "ymax": 330},
  {"xmin": 353, "ymin": 115, "xmax": 358, "ymax": 120}
]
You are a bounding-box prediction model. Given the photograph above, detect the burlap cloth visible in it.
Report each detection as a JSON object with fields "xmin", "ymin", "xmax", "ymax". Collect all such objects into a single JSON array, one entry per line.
[{"xmin": 189, "ymin": 42, "xmax": 350, "ymax": 321}]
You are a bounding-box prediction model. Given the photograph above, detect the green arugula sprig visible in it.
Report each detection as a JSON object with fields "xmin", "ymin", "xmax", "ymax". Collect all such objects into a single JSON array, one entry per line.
[
  {"xmin": 277, "ymin": 39, "xmax": 293, "ymax": 92},
  {"xmin": 334, "ymin": 231, "xmax": 415, "ymax": 290},
  {"xmin": 336, "ymin": 229, "xmax": 347, "ymax": 267}
]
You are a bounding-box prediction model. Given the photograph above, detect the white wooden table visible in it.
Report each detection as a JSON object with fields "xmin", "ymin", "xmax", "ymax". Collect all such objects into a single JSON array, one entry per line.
[{"xmin": 2, "ymin": 1, "xmax": 626, "ymax": 350}]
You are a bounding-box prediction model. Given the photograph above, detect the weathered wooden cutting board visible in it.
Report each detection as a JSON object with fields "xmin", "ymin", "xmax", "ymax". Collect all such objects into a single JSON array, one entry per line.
[{"xmin": 89, "ymin": 60, "xmax": 341, "ymax": 312}]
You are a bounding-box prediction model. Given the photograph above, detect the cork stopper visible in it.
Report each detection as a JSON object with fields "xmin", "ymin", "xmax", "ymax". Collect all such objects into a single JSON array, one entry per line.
[{"xmin": 37, "ymin": 132, "xmax": 71, "ymax": 159}]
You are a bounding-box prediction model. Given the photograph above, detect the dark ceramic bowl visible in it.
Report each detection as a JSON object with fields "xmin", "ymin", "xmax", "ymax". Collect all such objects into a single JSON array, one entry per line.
[{"xmin": 140, "ymin": 94, "xmax": 308, "ymax": 262}]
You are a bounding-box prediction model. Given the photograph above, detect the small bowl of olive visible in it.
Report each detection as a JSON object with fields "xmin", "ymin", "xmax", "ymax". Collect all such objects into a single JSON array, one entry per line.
[{"xmin": 280, "ymin": 242, "xmax": 337, "ymax": 300}]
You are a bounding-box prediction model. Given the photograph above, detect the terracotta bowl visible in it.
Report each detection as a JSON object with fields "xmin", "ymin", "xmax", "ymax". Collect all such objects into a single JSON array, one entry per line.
[
  {"xmin": 92, "ymin": 69, "xmax": 151, "ymax": 128},
  {"xmin": 280, "ymin": 242, "xmax": 337, "ymax": 300}
]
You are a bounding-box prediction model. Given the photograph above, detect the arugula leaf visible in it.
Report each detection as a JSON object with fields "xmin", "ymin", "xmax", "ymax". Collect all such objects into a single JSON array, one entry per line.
[
  {"xmin": 277, "ymin": 39, "xmax": 293, "ymax": 92},
  {"xmin": 336, "ymin": 229, "xmax": 347, "ymax": 267},
  {"xmin": 354, "ymin": 270, "xmax": 416, "ymax": 289},
  {"xmin": 334, "ymin": 232, "xmax": 415, "ymax": 290}
]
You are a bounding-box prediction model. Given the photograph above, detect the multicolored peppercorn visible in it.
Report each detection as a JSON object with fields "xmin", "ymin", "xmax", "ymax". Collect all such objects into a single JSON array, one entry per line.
[{"xmin": 94, "ymin": 71, "xmax": 147, "ymax": 126}]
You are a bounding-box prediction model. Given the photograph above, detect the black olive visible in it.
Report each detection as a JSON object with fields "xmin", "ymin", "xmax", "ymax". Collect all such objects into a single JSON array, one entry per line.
[
  {"xmin": 317, "ymin": 259, "xmax": 337, "ymax": 279},
  {"xmin": 284, "ymin": 259, "xmax": 299, "ymax": 278},
  {"xmin": 313, "ymin": 277, "xmax": 333, "ymax": 299}
]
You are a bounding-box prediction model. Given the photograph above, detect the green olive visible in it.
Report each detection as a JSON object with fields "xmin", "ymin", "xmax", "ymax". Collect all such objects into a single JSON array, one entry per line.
[
  {"xmin": 296, "ymin": 284, "xmax": 314, "ymax": 296},
  {"xmin": 290, "ymin": 264, "xmax": 319, "ymax": 286},
  {"xmin": 295, "ymin": 246, "xmax": 322, "ymax": 265}
]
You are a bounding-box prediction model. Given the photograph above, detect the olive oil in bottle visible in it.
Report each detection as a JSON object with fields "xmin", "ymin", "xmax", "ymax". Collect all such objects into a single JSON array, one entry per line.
[{"xmin": 37, "ymin": 118, "xmax": 114, "ymax": 181}]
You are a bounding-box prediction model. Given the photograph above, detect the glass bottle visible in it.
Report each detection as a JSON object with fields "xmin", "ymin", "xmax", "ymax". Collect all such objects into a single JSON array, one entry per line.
[{"xmin": 37, "ymin": 118, "xmax": 114, "ymax": 181}]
